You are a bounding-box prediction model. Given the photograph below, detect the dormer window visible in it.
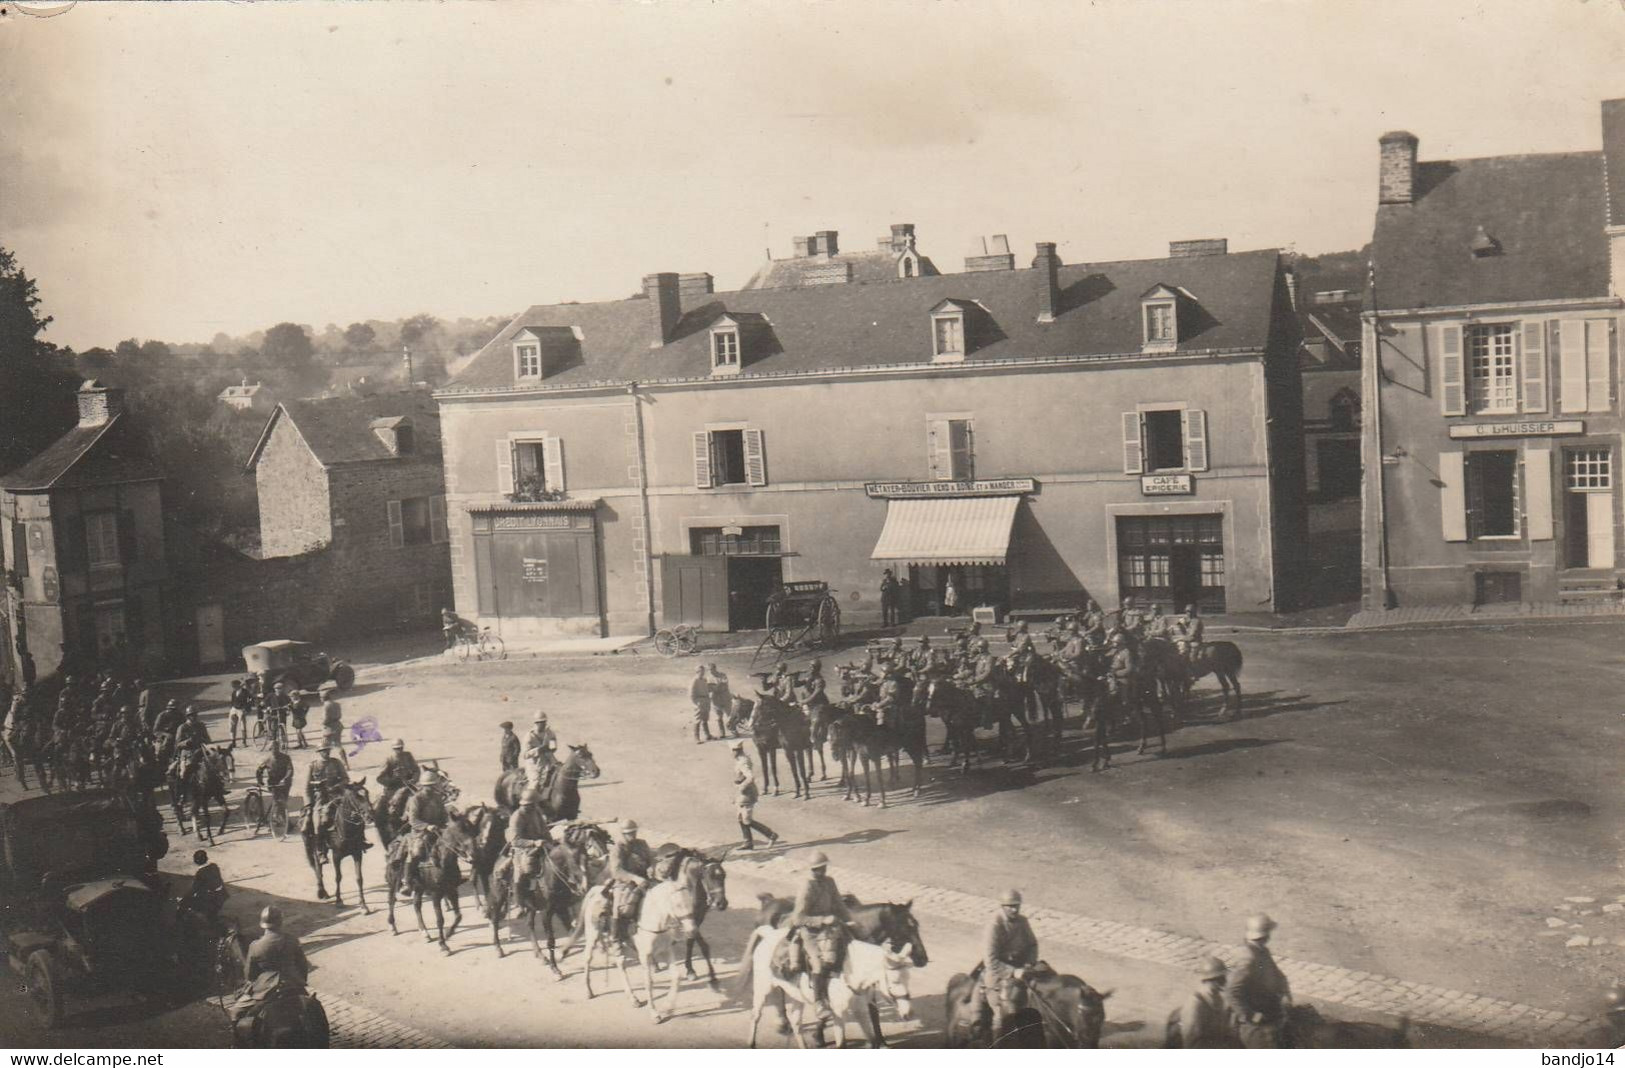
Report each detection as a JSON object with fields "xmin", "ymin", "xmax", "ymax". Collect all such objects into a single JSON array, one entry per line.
[
  {"xmin": 712, "ymin": 328, "xmax": 741, "ymax": 372},
  {"xmin": 370, "ymin": 416, "xmax": 413, "ymax": 457},
  {"xmin": 1140, "ymin": 284, "xmax": 1184, "ymax": 352},
  {"xmin": 515, "ymin": 341, "xmax": 542, "ymax": 378},
  {"xmin": 930, "ymin": 299, "xmax": 972, "ymax": 362}
]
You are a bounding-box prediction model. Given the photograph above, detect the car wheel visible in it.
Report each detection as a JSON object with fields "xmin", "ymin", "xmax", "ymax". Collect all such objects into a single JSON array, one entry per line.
[
  {"xmin": 332, "ymin": 664, "xmax": 355, "ymax": 691},
  {"xmin": 27, "ymin": 950, "xmax": 64, "ymax": 1029}
]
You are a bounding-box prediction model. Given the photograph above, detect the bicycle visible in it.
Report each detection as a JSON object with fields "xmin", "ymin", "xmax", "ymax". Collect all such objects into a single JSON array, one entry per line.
[
  {"xmin": 241, "ymin": 778, "xmax": 290, "ymax": 840},
  {"xmin": 653, "ymin": 623, "xmax": 699, "ymax": 657},
  {"xmin": 454, "ymin": 625, "xmax": 507, "ymax": 662}
]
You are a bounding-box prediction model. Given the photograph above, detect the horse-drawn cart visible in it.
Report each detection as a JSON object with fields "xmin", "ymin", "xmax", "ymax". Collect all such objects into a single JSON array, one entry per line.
[{"xmin": 762, "ymin": 581, "xmax": 842, "ymax": 653}]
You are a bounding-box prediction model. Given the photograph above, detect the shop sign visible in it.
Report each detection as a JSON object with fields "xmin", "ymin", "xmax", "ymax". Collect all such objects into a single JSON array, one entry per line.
[
  {"xmin": 1140, "ymin": 473, "xmax": 1194, "ymax": 495},
  {"xmin": 41, "ymin": 567, "xmax": 58, "ymax": 604},
  {"xmin": 521, "ymin": 557, "xmax": 548, "ymax": 583},
  {"xmin": 1448, "ymin": 420, "xmax": 1584, "ymax": 439},
  {"xmin": 864, "ymin": 478, "xmax": 1036, "ymax": 499},
  {"xmin": 492, "ymin": 514, "xmax": 574, "ymax": 530},
  {"xmin": 721, "ymin": 525, "xmax": 744, "ymax": 537}
]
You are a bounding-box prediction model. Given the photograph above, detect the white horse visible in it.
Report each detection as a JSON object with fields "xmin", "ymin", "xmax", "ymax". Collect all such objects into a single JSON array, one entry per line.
[{"xmin": 740, "ymin": 925, "xmax": 915, "ymax": 1048}]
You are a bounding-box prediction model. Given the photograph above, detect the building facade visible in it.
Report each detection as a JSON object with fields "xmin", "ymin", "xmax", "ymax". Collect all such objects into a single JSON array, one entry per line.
[
  {"xmin": 0, "ymin": 382, "xmax": 168, "ymax": 684},
  {"xmin": 438, "ymin": 233, "xmax": 1306, "ymax": 640},
  {"xmin": 1362, "ymin": 99, "xmax": 1625, "ymax": 609}
]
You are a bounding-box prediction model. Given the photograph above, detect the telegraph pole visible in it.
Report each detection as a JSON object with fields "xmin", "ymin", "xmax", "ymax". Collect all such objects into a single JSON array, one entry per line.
[{"xmin": 403, "ymin": 344, "xmax": 415, "ymax": 386}]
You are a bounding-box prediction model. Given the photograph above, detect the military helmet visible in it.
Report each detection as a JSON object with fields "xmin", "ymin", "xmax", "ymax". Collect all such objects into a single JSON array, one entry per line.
[
  {"xmin": 317, "ymin": 744, "xmax": 333, "ymax": 754},
  {"xmin": 392, "ymin": 739, "xmax": 406, "ymax": 750},
  {"xmin": 260, "ymin": 905, "xmax": 283, "ymax": 930},
  {"xmin": 808, "ymin": 850, "xmax": 830, "ymax": 869},
  {"xmin": 193, "ymin": 849, "xmax": 209, "ymax": 865},
  {"xmin": 534, "ymin": 712, "xmax": 548, "ymax": 723},
  {"xmin": 1185, "ymin": 604, "xmax": 1198, "ymax": 614},
  {"xmin": 1000, "ymin": 888, "xmax": 1022, "ymax": 906},
  {"xmin": 621, "ymin": 819, "xmax": 638, "ymax": 833},
  {"xmin": 1246, "ymin": 913, "xmax": 1277, "ymax": 939},
  {"xmin": 1196, "ymin": 955, "xmax": 1227, "ymax": 980}
]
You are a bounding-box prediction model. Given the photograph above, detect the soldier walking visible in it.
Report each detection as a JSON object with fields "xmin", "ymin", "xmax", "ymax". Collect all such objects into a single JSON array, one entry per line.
[
  {"xmin": 734, "ymin": 766, "xmax": 779, "ymax": 850},
  {"xmin": 690, "ymin": 664, "xmax": 714, "ymax": 744}
]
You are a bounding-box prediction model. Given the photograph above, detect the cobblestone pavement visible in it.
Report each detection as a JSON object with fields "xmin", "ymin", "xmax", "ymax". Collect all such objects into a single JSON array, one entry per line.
[{"xmin": 325, "ymin": 992, "xmax": 451, "ymax": 1049}]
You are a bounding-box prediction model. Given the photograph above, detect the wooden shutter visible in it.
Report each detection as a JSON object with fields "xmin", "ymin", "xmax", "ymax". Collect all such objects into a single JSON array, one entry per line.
[
  {"xmin": 1121, "ymin": 412, "xmax": 1143, "ymax": 474},
  {"xmin": 1520, "ymin": 320, "xmax": 1547, "ymax": 412},
  {"xmin": 1524, "ymin": 447, "xmax": 1553, "ymax": 541},
  {"xmin": 429, "ymin": 495, "xmax": 448, "ymax": 544},
  {"xmin": 387, "ymin": 499, "xmax": 404, "ymax": 548},
  {"xmin": 543, "ymin": 435, "xmax": 566, "ymax": 494},
  {"xmin": 927, "ymin": 419, "xmax": 951, "ymax": 479},
  {"xmin": 1439, "ymin": 451, "xmax": 1467, "ymax": 542},
  {"xmin": 692, "ymin": 431, "xmax": 713, "ymax": 489},
  {"xmin": 743, "ymin": 428, "xmax": 767, "ymax": 487},
  {"xmin": 119, "ymin": 509, "xmax": 138, "ymax": 564},
  {"xmin": 1183, "ymin": 409, "xmax": 1209, "ymax": 472},
  {"xmin": 1559, "ymin": 319, "xmax": 1588, "ymax": 413},
  {"xmin": 495, "ymin": 439, "xmax": 514, "ymax": 494},
  {"xmin": 1436, "ymin": 324, "xmax": 1465, "ymax": 416},
  {"xmin": 1587, "ymin": 319, "xmax": 1611, "ymax": 413}
]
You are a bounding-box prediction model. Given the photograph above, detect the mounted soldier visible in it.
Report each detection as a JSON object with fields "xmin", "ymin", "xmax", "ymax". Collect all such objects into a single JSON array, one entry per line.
[
  {"xmin": 1143, "ymin": 604, "xmax": 1171, "ymax": 640},
  {"xmin": 376, "ymin": 738, "xmax": 421, "ymax": 814},
  {"xmin": 509, "ymin": 786, "xmax": 551, "ymax": 894},
  {"xmin": 1080, "ymin": 599, "xmax": 1106, "ymax": 640},
  {"xmin": 910, "ymin": 635, "xmax": 934, "ymax": 673},
  {"xmin": 980, "ymin": 888, "xmax": 1039, "ymax": 1037},
  {"xmin": 302, "ymin": 744, "xmax": 349, "ymax": 839},
  {"xmin": 1227, "ymin": 913, "xmax": 1291, "ymax": 1047},
  {"xmin": 1171, "ymin": 956, "xmax": 1242, "ymax": 1048},
  {"xmin": 1118, "ymin": 595, "xmax": 1146, "ymax": 638},
  {"xmin": 402, "ymin": 766, "xmax": 451, "ymax": 876},
  {"xmin": 1105, "ymin": 630, "xmax": 1138, "ymax": 718},
  {"xmin": 173, "ymin": 705, "xmax": 212, "ymax": 780},
  {"xmin": 797, "ymin": 659, "xmax": 830, "ymax": 715},
  {"xmin": 525, "ymin": 712, "xmax": 559, "ymax": 791},
  {"xmin": 229, "ymin": 905, "xmax": 310, "ymax": 1041},
  {"xmin": 785, "ymin": 851, "xmax": 853, "ymax": 1024},
  {"xmin": 601, "ymin": 819, "xmax": 654, "ymax": 943},
  {"xmin": 1174, "ymin": 604, "xmax": 1206, "ymax": 665}
]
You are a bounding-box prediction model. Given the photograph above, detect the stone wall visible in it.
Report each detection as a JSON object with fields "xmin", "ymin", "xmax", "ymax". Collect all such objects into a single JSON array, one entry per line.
[{"xmin": 257, "ymin": 416, "xmax": 332, "ymax": 557}]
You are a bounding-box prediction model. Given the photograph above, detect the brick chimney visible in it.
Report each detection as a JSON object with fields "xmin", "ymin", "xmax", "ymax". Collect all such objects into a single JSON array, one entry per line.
[
  {"xmin": 1603, "ymin": 98, "xmax": 1625, "ymax": 297},
  {"xmin": 643, "ymin": 273, "xmax": 681, "ymax": 348},
  {"xmin": 678, "ymin": 272, "xmax": 714, "ymax": 305},
  {"xmin": 1379, "ymin": 130, "xmax": 1419, "ymax": 205},
  {"xmin": 1032, "ymin": 242, "xmax": 1061, "ymax": 323},
  {"xmin": 965, "ymin": 234, "xmax": 1015, "ymax": 272},
  {"xmin": 1168, "ymin": 238, "xmax": 1228, "ymax": 258},
  {"xmin": 77, "ymin": 379, "xmax": 123, "ymax": 427},
  {"xmin": 813, "ymin": 230, "xmax": 839, "ymax": 257},
  {"xmin": 792, "ymin": 236, "xmax": 814, "ymax": 257}
]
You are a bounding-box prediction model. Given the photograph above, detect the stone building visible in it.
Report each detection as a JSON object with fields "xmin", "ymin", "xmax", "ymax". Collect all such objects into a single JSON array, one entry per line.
[
  {"xmin": 0, "ymin": 381, "xmax": 168, "ymax": 683},
  {"xmin": 435, "ymin": 228, "xmax": 1307, "ymax": 641},
  {"xmin": 217, "ymin": 378, "xmax": 273, "ymax": 413},
  {"xmin": 1362, "ymin": 99, "xmax": 1625, "ymax": 609}
]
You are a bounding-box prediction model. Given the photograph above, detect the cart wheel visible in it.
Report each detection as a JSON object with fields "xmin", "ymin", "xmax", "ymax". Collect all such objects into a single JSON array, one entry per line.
[
  {"xmin": 654, "ymin": 630, "xmax": 677, "ymax": 657},
  {"xmin": 26, "ymin": 950, "xmax": 63, "ymax": 1029},
  {"xmin": 676, "ymin": 629, "xmax": 699, "ymax": 655},
  {"xmin": 768, "ymin": 627, "xmax": 792, "ymax": 651},
  {"xmin": 332, "ymin": 664, "xmax": 356, "ymax": 691},
  {"xmin": 480, "ymin": 633, "xmax": 507, "ymax": 661},
  {"xmin": 816, "ymin": 597, "xmax": 841, "ymax": 647},
  {"xmin": 244, "ymin": 791, "xmax": 265, "ymax": 833}
]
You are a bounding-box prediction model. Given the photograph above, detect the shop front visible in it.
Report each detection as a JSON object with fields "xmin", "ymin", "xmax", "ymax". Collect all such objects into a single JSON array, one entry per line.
[
  {"xmin": 468, "ymin": 502, "xmax": 603, "ymax": 636},
  {"xmin": 868, "ymin": 483, "xmax": 1026, "ymax": 617}
]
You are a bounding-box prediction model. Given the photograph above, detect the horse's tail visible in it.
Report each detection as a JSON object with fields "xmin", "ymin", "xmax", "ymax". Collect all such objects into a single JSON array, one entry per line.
[{"xmin": 734, "ymin": 925, "xmax": 765, "ymax": 996}]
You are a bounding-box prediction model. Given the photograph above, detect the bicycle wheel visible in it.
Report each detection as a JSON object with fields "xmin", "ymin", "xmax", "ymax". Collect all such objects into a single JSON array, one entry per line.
[
  {"xmin": 676, "ymin": 628, "xmax": 699, "ymax": 655},
  {"xmin": 456, "ymin": 636, "xmax": 475, "ymax": 663},
  {"xmin": 654, "ymin": 629, "xmax": 677, "ymax": 657},
  {"xmin": 480, "ymin": 633, "xmax": 507, "ymax": 661},
  {"xmin": 243, "ymin": 792, "xmax": 265, "ymax": 833},
  {"xmin": 270, "ymin": 800, "xmax": 288, "ymax": 840},
  {"xmin": 254, "ymin": 724, "xmax": 271, "ymax": 752}
]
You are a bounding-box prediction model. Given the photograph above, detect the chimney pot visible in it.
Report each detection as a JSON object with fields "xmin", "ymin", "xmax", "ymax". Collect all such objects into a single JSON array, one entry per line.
[
  {"xmin": 1032, "ymin": 243, "xmax": 1061, "ymax": 323},
  {"xmin": 678, "ymin": 272, "xmax": 714, "ymax": 306},
  {"xmin": 642, "ymin": 273, "xmax": 682, "ymax": 348},
  {"xmin": 1379, "ymin": 130, "xmax": 1420, "ymax": 205}
]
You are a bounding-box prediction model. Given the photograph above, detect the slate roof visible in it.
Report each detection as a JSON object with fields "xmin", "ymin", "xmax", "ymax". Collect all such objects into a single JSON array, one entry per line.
[
  {"xmin": 741, "ymin": 247, "xmax": 940, "ymax": 290},
  {"xmin": 0, "ymin": 415, "xmax": 162, "ymax": 491},
  {"xmin": 1371, "ymin": 151, "xmax": 1612, "ymax": 310},
  {"xmin": 246, "ymin": 390, "xmax": 443, "ymax": 470},
  {"xmin": 447, "ymin": 248, "xmax": 1285, "ymax": 394},
  {"xmin": 1605, "ymin": 99, "xmax": 1625, "ymax": 226}
]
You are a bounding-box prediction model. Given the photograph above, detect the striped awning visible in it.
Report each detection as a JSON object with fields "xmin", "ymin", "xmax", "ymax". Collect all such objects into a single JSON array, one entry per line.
[{"xmin": 870, "ymin": 495, "xmax": 1020, "ymax": 567}]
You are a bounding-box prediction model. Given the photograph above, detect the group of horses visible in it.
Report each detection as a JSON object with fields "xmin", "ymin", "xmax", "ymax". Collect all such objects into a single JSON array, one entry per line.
[{"xmin": 734, "ymin": 631, "xmax": 1245, "ymax": 807}]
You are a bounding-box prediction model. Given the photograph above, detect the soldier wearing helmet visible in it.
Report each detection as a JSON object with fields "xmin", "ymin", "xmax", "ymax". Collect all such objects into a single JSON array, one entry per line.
[
  {"xmin": 981, "ymin": 889, "xmax": 1039, "ymax": 1037},
  {"xmin": 509, "ymin": 785, "xmax": 551, "ymax": 892},
  {"xmin": 231, "ymin": 904, "xmax": 310, "ymax": 1035},
  {"xmin": 601, "ymin": 819, "xmax": 654, "ymax": 944},
  {"xmin": 1227, "ymin": 913, "xmax": 1291, "ymax": 1047},
  {"xmin": 1586, "ymin": 986, "xmax": 1625, "ymax": 1048},
  {"xmin": 788, "ymin": 851, "xmax": 853, "ymax": 1024},
  {"xmin": 1174, "ymin": 956, "xmax": 1241, "ymax": 1048},
  {"xmin": 1175, "ymin": 604, "xmax": 1206, "ymax": 664}
]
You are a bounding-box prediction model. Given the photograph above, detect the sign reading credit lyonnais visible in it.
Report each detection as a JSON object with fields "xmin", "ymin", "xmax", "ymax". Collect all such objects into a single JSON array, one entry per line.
[
  {"xmin": 864, "ymin": 478, "xmax": 1037, "ymax": 498},
  {"xmin": 1447, "ymin": 420, "xmax": 1584, "ymax": 439},
  {"xmin": 1141, "ymin": 473, "xmax": 1194, "ymax": 495}
]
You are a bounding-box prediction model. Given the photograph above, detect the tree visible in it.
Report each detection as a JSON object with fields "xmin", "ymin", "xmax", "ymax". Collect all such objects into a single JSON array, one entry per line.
[
  {"xmin": 260, "ymin": 322, "xmax": 327, "ymax": 396},
  {"xmin": 0, "ymin": 246, "xmax": 78, "ymax": 473},
  {"xmin": 343, "ymin": 322, "xmax": 376, "ymax": 352},
  {"xmin": 400, "ymin": 314, "xmax": 438, "ymax": 347}
]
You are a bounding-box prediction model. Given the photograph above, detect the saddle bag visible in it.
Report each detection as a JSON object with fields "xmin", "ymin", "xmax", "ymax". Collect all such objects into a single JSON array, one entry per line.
[{"xmin": 771, "ymin": 932, "xmax": 807, "ymax": 982}]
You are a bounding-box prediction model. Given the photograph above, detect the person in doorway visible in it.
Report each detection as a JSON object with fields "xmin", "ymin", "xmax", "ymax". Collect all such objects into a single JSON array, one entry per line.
[
  {"xmin": 943, "ymin": 574, "xmax": 959, "ymax": 615},
  {"xmin": 879, "ymin": 569, "xmax": 900, "ymax": 627}
]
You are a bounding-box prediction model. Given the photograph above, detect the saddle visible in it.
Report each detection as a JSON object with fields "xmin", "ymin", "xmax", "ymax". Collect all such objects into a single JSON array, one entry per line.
[{"xmin": 228, "ymin": 971, "xmax": 303, "ymax": 1026}]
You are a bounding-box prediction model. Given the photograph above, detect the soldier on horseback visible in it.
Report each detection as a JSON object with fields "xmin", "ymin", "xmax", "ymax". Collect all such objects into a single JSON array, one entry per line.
[
  {"xmin": 173, "ymin": 706, "xmax": 211, "ymax": 781},
  {"xmin": 377, "ymin": 738, "xmax": 421, "ymax": 818},
  {"xmin": 979, "ymin": 888, "xmax": 1039, "ymax": 1037},
  {"xmin": 525, "ymin": 712, "xmax": 559, "ymax": 791},
  {"xmin": 1175, "ymin": 604, "xmax": 1206, "ymax": 665},
  {"xmin": 787, "ymin": 851, "xmax": 853, "ymax": 1024},
  {"xmin": 1227, "ymin": 913, "xmax": 1291, "ymax": 1047},
  {"xmin": 230, "ymin": 905, "xmax": 310, "ymax": 1042},
  {"xmin": 302, "ymin": 744, "xmax": 349, "ymax": 839},
  {"xmin": 602, "ymin": 819, "xmax": 654, "ymax": 943},
  {"xmin": 798, "ymin": 659, "xmax": 830, "ymax": 714},
  {"xmin": 1080, "ymin": 599, "xmax": 1106, "ymax": 641},
  {"xmin": 509, "ymin": 786, "xmax": 551, "ymax": 894},
  {"xmin": 1144, "ymin": 604, "xmax": 1171, "ymax": 640},
  {"xmin": 403, "ymin": 766, "xmax": 451, "ymax": 872}
]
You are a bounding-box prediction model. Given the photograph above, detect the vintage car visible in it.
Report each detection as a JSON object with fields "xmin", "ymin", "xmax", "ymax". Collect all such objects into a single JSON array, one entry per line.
[
  {"xmin": 0, "ymin": 790, "xmax": 177, "ymax": 1028},
  {"xmin": 241, "ymin": 639, "xmax": 355, "ymax": 692}
]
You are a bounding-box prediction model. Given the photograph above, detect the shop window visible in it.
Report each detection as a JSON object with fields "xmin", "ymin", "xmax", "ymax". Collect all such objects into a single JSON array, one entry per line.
[
  {"xmin": 1466, "ymin": 450, "xmax": 1519, "ymax": 539},
  {"xmin": 690, "ymin": 525, "xmax": 782, "ymax": 556}
]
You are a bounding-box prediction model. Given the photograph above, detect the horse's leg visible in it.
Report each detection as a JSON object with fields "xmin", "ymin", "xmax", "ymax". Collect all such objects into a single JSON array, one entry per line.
[
  {"xmin": 695, "ymin": 930, "xmax": 718, "ymax": 990},
  {"xmin": 542, "ymin": 907, "xmax": 564, "ymax": 980},
  {"xmin": 1226, "ymin": 669, "xmax": 1243, "ymax": 719},
  {"xmin": 332, "ymin": 849, "xmax": 345, "ymax": 907},
  {"xmin": 215, "ymin": 794, "xmax": 231, "ymax": 838},
  {"xmin": 664, "ymin": 935, "xmax": 683, "ymax": 1020},
  {"xmin": 874, "ymin": 753, "xmax": 887, "ymax": 808},
  {"xmin": 447, "ymin": 887, "xmax": 463, "ymax": 940},
  {"xmin": 411, "ymin": 890, "xmax": 430, "ymax": 941},
  {"xmin": 432, "ymin": 895, "xmax": 451, "ymax": 955},
  {"xmin": 352, "ymin": 854, "xmax": 370, "ymax": 914},
  {"xmin": 867, "ymin": 1000, "xmax": 889, "ymax": 1048},
  {"xmin": 527, "ymin": 906, "xmax": 543, "ymax": 959}
]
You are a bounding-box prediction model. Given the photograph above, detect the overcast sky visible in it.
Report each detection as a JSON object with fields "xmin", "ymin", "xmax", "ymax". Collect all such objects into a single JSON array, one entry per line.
[{"xmin": 3, "ymin": 0, "xmax": 1623, "ymax": 351}]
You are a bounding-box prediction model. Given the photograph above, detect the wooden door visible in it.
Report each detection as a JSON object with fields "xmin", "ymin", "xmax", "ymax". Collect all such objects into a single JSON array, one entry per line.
[
  {"xmin": 661, "ymin": 555, "xmax": 728, "ymax": 631},
  {"xmin": 1587, "ymin": 491, "xmax": 1615, "ymax": 568}
]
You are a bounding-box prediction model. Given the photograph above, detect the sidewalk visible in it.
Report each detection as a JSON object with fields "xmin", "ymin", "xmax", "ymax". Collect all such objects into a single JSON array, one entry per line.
[{"xmin": 1348, "ymin": 600, "xmax": 1625, "ymax": 630}]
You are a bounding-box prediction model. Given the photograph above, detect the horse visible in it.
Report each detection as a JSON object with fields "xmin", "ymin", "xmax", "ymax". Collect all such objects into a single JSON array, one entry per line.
[
  {"xmin": 919, "ymin": 677, "xmax": 979, "ymax": 773},
  {"xmin": 990, "ymin": 660, "xmax": 1035, "ymax": 763},
  {"xmin": 1144, "ymin": 637, "xmax": 1245, "ymax": 718},
  {"xmin": 1011, "ymin": 651, "xmax": 1066, "ymax": 753},
  {"xmin": 463, "ymin": 802, "xmax": 509, "ymax": 909},
  {"xmin": 169, "ymin": 744, "xmax": 233, "ymax": 844},
  {"xmin": 828, "ymin": 704, "xmax": 896, "ymax": 807},
  {"xmin": 804, "ymin": 700, "xmax": 837, "ymax": 781},
  {"xmin": 944, "ymin": 964, "xmax": 1111, "ymax": 1048},
  {"xmin": 486, "ymin": 823, "xmax": 611, "ymax": 976},
  {"xmin": 230, "ymin": 992, "xmax": 330, "ymax": 1048},
  {"xmin": 753, "ymin": 692, "xmax": 812, "ymax": 800},
  {"xmin": 740, "ymin": 926, "xmax": 916, "ymax": 1048},
  {"xmin": 755, "ymin": 895, "xmax": 929, "ymax": 965},
  {"xmin": 370, "ymin": 783, "xmax": 412, "ymax": 849},
  {"xmin": 302, "ymin": 778, "xmax": 373, "ymax": 910},
  {"xmin": 565, "ymin": 847, "xmax": 729, "ymax": 1021},
  {"xmin": 493, "ymin": 743, "xmax": 601, "ymax": 820},
  {"xmin": 748, "ymin": 697, "xmax": 784, "ymax": 796},
  {"xmin": 385, "ymin": 807, "xmax": 477, "ymax": 953}
]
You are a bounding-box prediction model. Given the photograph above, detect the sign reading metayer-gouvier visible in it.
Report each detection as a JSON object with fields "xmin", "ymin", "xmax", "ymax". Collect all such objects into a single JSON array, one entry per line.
[
  {"xmin": 1140, "ymin": 473, "xmax": 1194, "ymax": 495},
  {"xmin": 864, "ymin": 478, "xmax": 1036, "ymax": 498},
  {"xmin": 1448, "ymin": 420, "xmax": 1584, "ymax": 439}
]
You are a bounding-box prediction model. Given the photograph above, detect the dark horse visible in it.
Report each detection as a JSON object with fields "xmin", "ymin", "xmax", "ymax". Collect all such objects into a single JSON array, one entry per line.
[
  {"xmin": 1143, "ymin": 637, "xmax": 1245, "ymax": 718},
  {"xmin": 751, "ymin": 692, "xmax": 813, "ymax": 799},
  {"xmin": 1011, "ymin": 651, "xmax": 1066, "ymax": 755},
  {"xmin": 303, "ymin": 778, "xmax": 373, "ymax": 910},
  {"xmin": 945, "ymin": 963, "xmax": 1111, "ymax": 1048},
  {"xmin": 463, "ymin": 802, "xmax": 509, "ymax": 910},
  {"xmin": 493, "ymin": 744, "xmax": 602, "ymax": 820},
  {"xmin": 920, "ymin": 677, "xmax": 979, "ymax": 774},
  {"xmin": 385, "ymin": 807, "xmax": 477, "ymax": 953},
  {"xmin": 486, "ymin": 823, "xmax": 611, "ymax": 976},
  {"xmin": 170, "ymin": 744, "xmax": 233, "ymax": 844}
]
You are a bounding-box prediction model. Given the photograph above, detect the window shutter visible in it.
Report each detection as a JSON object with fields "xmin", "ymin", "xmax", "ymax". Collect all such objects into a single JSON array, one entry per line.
[
  {"xmin": 927, "ymin": 419, "xmax": 951, "ymax": 479},
  {"xmin": 1121, "ymin": 412, "xmax": 1143, "ymax": 475},
  {"xmin": 1183, "ymin": 410, "xmax": 1209, "ymax": 472},
  {"xmin": 1586, "ymin": 319, "xmax": 1611, "ymax": 413},
  {"xmin": 692, "ymin": 431, "xmax": 713, "ymax": 489},
  {"xmin": 1436, "ymin": 324, "xmax": 1465, "ymax": 416},
  {"xmin": 387, "ymin": 499, "xmax": 404, "ymax": 548},
  {"xmin": 543, "ymin": 435, "xmax": 566, "ymax": 494},
  {"xmin": 429, "ymin": 495, "xmax": 448, "ymax": 544},
  {"xmin": 1524, "ymin": 447, "xmax": 1553, "ymax": 541},
  {"xmin": 743, "ymin": 428, "xmax": 767, "ymax": 487},
  {"xmin": 495, "ymin": 439, "xmax": 514, "ymax": 494},
  {"xmin": 119, "ymin": 510, "xmax": 137, "ymax": 564},
  {"xmin": 1559, "ymin": 319, "xmax": 1588, "ymax": 413},
  {"xmin": 1439, "ymin": 451, "xmax": 1467, "ymax": 542},
  {"xmin": 1520, "ymin": 321, "xmax": 1547, "ymax": 412}
]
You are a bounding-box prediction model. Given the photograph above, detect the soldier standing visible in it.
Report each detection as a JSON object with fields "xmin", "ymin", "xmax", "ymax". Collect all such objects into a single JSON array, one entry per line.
[
  {"xmin": 707, "ymin": 664, "xmax": 735, "ymax": 735},
  {"xmin": 690, "ymin": 665, "xmax": 714, "ymax": 744},
  {"xmin": 498, "ymin": 720, "xmax": 520, "ymax": 771},
  {"xmin": 879, "ymin": 569, "xmax": 900, "ymax": 627}
]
